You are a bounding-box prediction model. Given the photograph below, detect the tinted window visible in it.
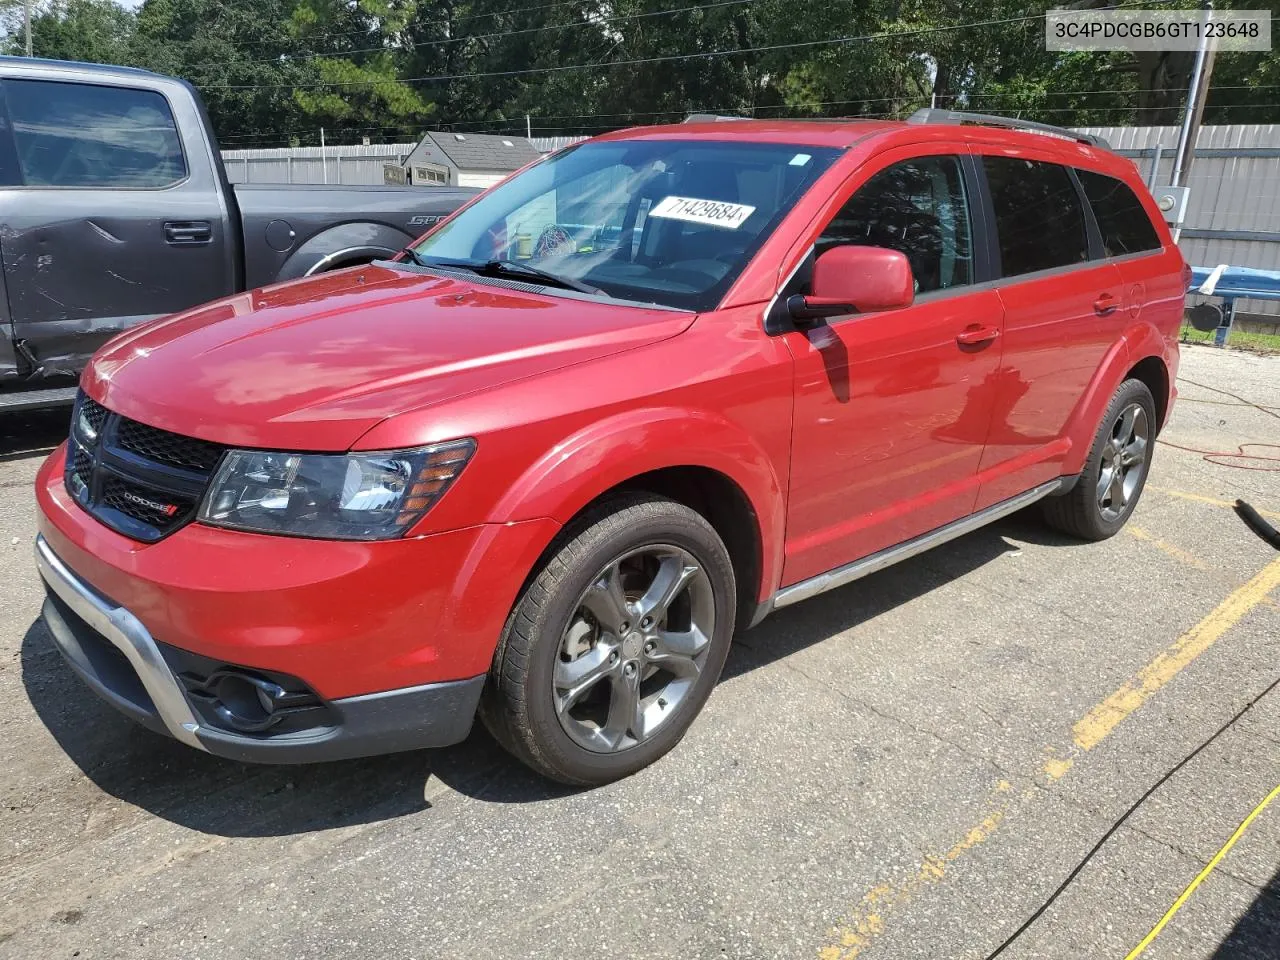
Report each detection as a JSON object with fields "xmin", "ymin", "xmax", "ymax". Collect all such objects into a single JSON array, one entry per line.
[
  {"xmin": 818, "ymin": 155, "xmax": 972, "ymax": 294},
  {"xmin": 5, "ymin": 79, "xmax": 186, "ymax": 188},
  {"xmin": 983, "ymin": 157, "xmax": 1088, "ymax": 277},
  {"xmin": 1076, "ymin": 169, "xmax": 1162, "ymax": 256}
]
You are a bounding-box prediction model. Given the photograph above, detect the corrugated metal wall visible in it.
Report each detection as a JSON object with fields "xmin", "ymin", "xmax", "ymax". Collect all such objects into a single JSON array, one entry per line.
[
  {"xmin": 221, "ymin": 139, "xmax": 583, "ymax": 185},
  {"xmin": 1077, "ymin": 124, "xmax": 1280, "ymax": 319},
  {"xmin": 221, "ymin": 144, "xmax": 416, "ymax": 186},
  {"xmin": 530, "ymin": 135, "xmax": 589, "ymax": 153}
]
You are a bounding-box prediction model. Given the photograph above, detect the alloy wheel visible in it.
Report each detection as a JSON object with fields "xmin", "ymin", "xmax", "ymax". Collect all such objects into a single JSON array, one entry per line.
[
  {"xmin": 553, "ymin": 544, "xmax": 715, "ymax": 754},
  {"xmin": 1097, "ymin": 401, "xmax": 1149, "ymax": 522}
]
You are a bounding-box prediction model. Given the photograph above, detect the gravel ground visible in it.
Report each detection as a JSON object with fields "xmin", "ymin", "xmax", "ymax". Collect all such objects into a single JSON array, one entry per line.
[{"xmin": 0, "ymin": 342, "xmax": 1277, "ymax": 960}]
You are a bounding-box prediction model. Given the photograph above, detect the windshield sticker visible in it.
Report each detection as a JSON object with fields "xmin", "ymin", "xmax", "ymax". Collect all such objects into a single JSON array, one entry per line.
[
  {"xmin": 649, "ymin": 196, "xmax": 756, "ymax": 230},
  {"xmin": 789, "ymin": 153, "xmax": 812, "ymax": 166}
]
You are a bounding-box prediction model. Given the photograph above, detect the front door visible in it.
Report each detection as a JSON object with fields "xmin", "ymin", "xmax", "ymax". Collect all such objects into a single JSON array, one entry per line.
[
  {"xmin": 0, "ymin": 76, "xmax": 231, "ymax": 378},
  {"xmin": 781, "ymin": 152, "xmax": 1004, "ymax": 586}
]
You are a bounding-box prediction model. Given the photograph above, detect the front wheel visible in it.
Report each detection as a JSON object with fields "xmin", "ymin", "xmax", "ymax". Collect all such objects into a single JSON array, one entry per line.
[
  {"xmin": 1042, "ymin": 377, "xmax": 1156, "ymax": 540},
  {"xmin": 480, "ymin": 494, "xmax": 737, "ymax": 786}
]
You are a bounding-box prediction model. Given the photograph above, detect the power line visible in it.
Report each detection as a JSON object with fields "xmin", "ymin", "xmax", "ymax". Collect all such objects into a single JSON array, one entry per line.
[
  {"xmin": 235, "ymin": 0, "xmax": 617, "ymax": 48},
  {"xmin": 201, "ymin": 0, "xmax": 1182, "ymax": 91},
  {"xmin": 444, "ymin": 94, "xmax": 925, "ymax": 129},
  {"xmin": 412, "ymin": 81, "xmax": 1280, "ymax": 133},
  {"xmin": 204, "ymin": 10, "xmax": 1064, "ymax": 91},
  {"xmin": 223, "ymin": 94, "xmax": 1280, "ymax": 145},
  {"xmin": 230, "ymin": 0, "xmax": 754, "ymax": 67}
]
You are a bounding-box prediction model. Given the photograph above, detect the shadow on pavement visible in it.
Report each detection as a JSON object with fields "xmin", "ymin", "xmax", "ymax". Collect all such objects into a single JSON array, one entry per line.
[
  {"xmin": 1210, "ymin": 863, "xmax": 1280, "ymax": 959},
  {"xmin": 0, "ymin": 405, "xmax": 70, "ymax": 461},
  {"xmin": 20, "ymin": 619, "xmax": 573, "ymax": 837},
  {"xmin": 20, "ymin": 508, "xmax": 1081, "ymax": 836},
  {"xmin": 723, "ymin": 511, "xmax": 1081, "ymax": 681}
]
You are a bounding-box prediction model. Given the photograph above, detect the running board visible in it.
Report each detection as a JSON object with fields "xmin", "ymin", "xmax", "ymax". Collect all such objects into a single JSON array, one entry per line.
[
  {"xmin": 0, "ymin": 385, "xmax": 78, "ymax": 412},
  {"xmin": 771, "ymin": 478, "xmax": 1067, "ymax": 611}
]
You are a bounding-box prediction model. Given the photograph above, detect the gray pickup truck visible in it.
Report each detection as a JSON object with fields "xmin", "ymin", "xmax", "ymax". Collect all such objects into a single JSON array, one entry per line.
[{"xmin": 0, "ymin": 57, "xmax": 477, "ymax": 411}]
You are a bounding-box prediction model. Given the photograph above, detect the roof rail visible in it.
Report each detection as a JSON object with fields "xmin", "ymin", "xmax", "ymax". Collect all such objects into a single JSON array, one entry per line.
[
  {"xmin": 906, "ymin": 108, "xmax": 1110, "ymax": 149},
  {"xmin": 683, "ymin": 113, "xmax": 748, "ymax": 123}
]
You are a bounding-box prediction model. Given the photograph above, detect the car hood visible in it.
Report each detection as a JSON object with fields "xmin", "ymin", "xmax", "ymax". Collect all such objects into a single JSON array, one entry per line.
[{"xmin": 83, "ymin": 264, "xmax": 693, "ymax": 450}]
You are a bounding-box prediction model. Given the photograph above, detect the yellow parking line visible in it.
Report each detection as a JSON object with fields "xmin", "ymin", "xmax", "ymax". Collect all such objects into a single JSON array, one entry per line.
[
  {"xmin": 818, "ymin": 784, "xmax": 1013, "ymax": 960},
  {"xmin": 818, "ymin": 555, "xmax": 1280, "ymax": 960},
  {"xmin": 1125, "ymin": 525, "xmax": 1208, "ymax": 570},
  {"xmin": 1074, "ymin": 556, "xmax": 1280, "ymax": 750},
  {"xmin": 1144, "ymin": 484, "xmax": 1280, "ymax": 521}
]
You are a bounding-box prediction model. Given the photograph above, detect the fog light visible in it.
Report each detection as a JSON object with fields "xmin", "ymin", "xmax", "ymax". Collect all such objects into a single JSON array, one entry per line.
[
  {"xmin": 212, "ymin": 674, "xmax": 277, "ymax": 732},
  {"xmin": 180, "ymin": 668, "xmax": 322, "ymax": 734}
]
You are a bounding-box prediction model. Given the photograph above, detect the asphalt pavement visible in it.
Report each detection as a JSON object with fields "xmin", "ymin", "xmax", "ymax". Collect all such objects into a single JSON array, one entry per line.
[{"xmin": 1, "ymin": 343, "xmax": 1277, "ymax": 960}]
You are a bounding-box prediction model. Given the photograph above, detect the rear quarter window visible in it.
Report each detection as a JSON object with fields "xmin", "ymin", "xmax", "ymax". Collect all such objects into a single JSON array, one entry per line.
[
  {"xmin": 982, "ymin": 157, "xmax": 1089, "ymax": 277},
  {"xmin": 1075, "ymin": 169, "xmax": 1163, "ymax": 256},
  {"xmin": 4, "ymin": 78, "xmax": 187, "ymax": 189}
]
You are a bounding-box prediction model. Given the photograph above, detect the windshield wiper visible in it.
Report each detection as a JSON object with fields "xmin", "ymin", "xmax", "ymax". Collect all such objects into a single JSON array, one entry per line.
[
  {"xmin": 399, "ymin": 253, "xmax": 605, "ymax": 297},
  {"xmin": 398, "ymin": 246, "xmax": 431, "ymax": 267},
  {"xmin": 477, "ymin": 259, "xmax": 605, "ymax": 296}
]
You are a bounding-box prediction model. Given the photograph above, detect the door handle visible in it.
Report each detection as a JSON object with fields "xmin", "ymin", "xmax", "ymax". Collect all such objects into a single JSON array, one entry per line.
[
  {"xmin": 1093, "ymin": 293, "xmax": 1119, "ymax": 316},
  {"xmin": 956, "ymin": 324, "xmax": 1000, "ymax": 347},
  {"xmin": 164, "ymin": 221, "xmax": 212, "ymax": 245}
]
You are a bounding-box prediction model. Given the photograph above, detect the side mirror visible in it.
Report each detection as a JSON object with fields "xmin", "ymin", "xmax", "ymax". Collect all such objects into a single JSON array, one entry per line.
[{"xmin": 788, "ymin": 245, "xmax": 915, "ymax": 323}]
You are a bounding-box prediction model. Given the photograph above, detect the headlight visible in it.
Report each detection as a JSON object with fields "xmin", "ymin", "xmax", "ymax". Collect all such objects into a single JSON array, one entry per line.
[{"xmin": 198, "ymin": 440, "xmax": 475, "ymax": 540}]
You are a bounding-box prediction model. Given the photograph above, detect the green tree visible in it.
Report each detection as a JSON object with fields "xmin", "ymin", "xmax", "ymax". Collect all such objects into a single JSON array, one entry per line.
[
  {"xmin": 129, "ymin": 0, "xmax": 322, "ymax": 144},
  {"xmin": 7, "ymin": 0, "xmax": 135, "ymax": 64},
  {"xmin": 285, "ymin": 0, "xmax": 433, "ymax": 142}
]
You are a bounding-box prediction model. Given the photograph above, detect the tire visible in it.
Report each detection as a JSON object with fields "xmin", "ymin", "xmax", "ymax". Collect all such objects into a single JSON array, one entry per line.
[
  {"xmin": 1042, "ymin": 377, "xmax": 1157, "ymax": 541},
  {"xmin": 480, "ymin": 494, "xmax": 737, "ymax": 786}
]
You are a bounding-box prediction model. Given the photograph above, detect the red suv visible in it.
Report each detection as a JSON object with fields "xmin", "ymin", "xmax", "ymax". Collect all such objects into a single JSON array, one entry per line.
[{"xmin": 35, "ymin": 111, "xmax": 1185, "ymax": 784}]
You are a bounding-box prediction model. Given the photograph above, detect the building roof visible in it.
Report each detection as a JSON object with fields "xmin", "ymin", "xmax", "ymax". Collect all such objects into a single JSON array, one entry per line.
[{"xmin": 422, "ymin": 131, "xmax": 542, "ymax": 171}]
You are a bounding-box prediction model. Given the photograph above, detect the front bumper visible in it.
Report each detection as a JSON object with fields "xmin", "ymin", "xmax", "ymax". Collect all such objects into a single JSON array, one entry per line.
[
  {"xmin": 37, "ymin": 534, "xmax": 485, "ymax": 763},
  {"xmin": 36, "ymin": 443, "xmax": 560, "ymax": 699}
]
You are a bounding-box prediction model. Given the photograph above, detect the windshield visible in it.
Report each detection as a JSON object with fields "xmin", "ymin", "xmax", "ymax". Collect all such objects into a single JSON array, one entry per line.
[{"xmin": 410, "ymin": 139, "xmax": 840, "ymax": 311}]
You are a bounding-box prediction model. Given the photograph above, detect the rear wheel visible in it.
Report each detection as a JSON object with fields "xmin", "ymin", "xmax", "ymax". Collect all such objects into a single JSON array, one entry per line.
[
  {"xmin": 480, "ymin": 494, "xmax": 736, "ymax": 786},
  {"xmin": 1042, "ymin": 377, "xmax": 1156, "ymax": 540}
]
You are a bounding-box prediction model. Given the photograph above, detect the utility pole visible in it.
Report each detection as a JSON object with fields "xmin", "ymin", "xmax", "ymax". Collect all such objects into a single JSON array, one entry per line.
[
  {"xmin": 1170, "ymin": 1, "xmax": 1217, "ymax": 241},
  {"xmin": 24, "ymin": 0, "xmax": 33, "ymax": 57},
  {"xmin": 320, "ymin": 127, "xmax": 327, "ymax": 184},
  {"xmin": 526, "ymin": 114, "xmax": 531, "ymax": 140}
]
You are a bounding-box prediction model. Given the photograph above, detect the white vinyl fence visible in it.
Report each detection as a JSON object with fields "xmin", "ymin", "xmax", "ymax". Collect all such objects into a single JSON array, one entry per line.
[
  {"xmin": 221, "ymin": 143, "xmax": 417, "ymax": 186},
  {"xmin": 219, "ymin": 137, "xmax": 584, "ymax": 186}
]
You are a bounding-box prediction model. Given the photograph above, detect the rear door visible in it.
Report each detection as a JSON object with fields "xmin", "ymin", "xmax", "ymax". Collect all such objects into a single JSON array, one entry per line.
[
  {"xmin": 0, "ymin": 75, "xmax": 232, "ymax": 377},
  {"xmin": 1075, "ymin": 168, "xmax": 1182, "ymax": 337},
  {"xmin": 972, "ymin": 153, "xmax": 1124, "ymax": 509}
]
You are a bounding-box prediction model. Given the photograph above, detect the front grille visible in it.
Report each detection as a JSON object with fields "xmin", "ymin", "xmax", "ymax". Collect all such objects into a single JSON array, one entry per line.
[
  {"xmin": 117, "ymin": 418, "xmax": 224, "ymax": 472},
  {"xmin": 65, "ymin": 391, "xmax": 226, "ymax": 542},
  {"xmin": 78, "ymin": 395, "xmax": 109, "ymax": 435},
  {"xmin": 70, "ymin": 445, "xmax": 92, "ymax": 487}
]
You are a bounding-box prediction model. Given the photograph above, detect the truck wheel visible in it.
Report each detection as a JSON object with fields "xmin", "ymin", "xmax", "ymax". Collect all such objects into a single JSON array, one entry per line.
[
  {"xmin": 1042, "ymin": 378, "xmax": 1156, "ymax": 541},
  {"xmin": 480, "ymin": 494, "xmax": 736, "ymax": 786}
]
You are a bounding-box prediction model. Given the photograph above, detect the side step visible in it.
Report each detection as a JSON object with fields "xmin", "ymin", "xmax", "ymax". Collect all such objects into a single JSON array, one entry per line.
[
  {"xmin": 0, "ymin": 386, "xmax": 78, "ymax": 413},
  {"xmin": 771, "ymin": 478, "xmax": 1067, "ymax": 611}
]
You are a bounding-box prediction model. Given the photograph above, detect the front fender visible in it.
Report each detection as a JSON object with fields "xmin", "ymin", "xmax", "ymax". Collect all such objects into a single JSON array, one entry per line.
[
  {"xmin": 489, "ymin": 407, "xmax": 788, "ymax": 604},
  {"xmin": 1061, "ymin": 321, "xmax": 1169, "ymax": 475},
  {"xmin": 274, "ymin": 222, "xmax": 413, "ymax": 282}
]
